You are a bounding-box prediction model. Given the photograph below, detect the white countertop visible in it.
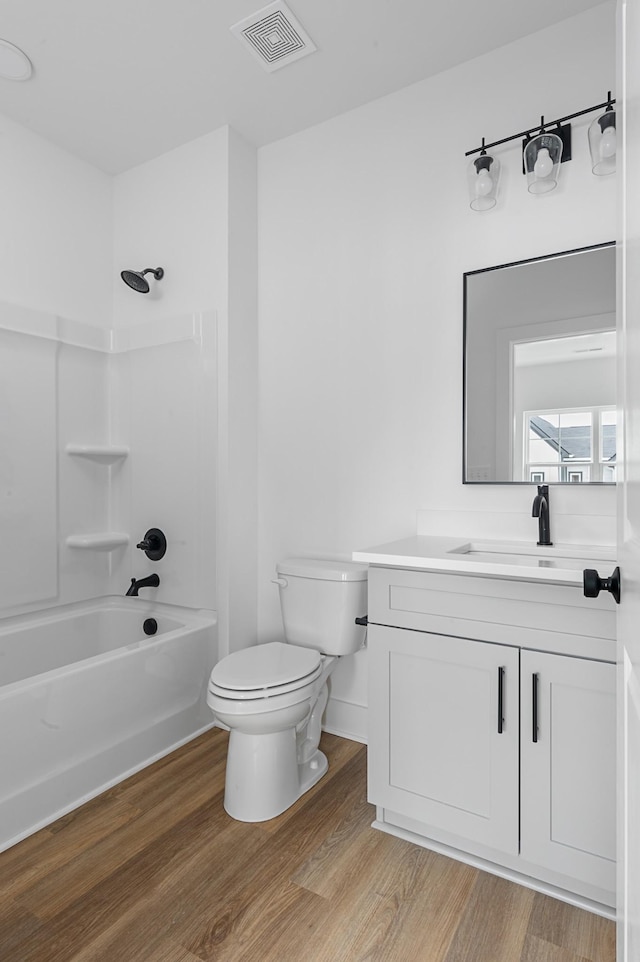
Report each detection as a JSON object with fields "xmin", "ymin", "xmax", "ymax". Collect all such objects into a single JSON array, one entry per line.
[{"xmin": 352, "ymin": 535, "xmax": 617, "ymax": 586}]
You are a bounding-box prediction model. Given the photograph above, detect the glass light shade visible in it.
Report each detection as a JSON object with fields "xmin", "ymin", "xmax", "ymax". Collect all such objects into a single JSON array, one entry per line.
[
  {"xmin": 0, "ymin": 38, "xmax": 32, "ymax": 81},
  {"xmin": 467, "ymin": 153, "xmax": 500, "ymax": 211},
  {"xmin": 524, "ymin": 131, "xmax": 563, "ymax": 194},
  {"xmin": 589, "ymin": 109, "xmax": 616, "ymax": 175}
]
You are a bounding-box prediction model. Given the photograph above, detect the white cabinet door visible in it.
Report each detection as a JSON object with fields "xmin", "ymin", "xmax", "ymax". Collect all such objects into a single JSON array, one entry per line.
[
  {"xmin": 368, "ymin": 624, "xmax": 519, "ymax": 854},
  {"xmin": 520, "ymin": 650, "xmax": 616, "ymax": 894}
]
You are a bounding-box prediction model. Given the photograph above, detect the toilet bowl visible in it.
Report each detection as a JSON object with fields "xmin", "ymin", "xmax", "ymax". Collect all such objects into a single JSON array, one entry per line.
[
  {"xmin": 207, "ymin": 558, "xmax": 368, "ymax": 822},
  {"xmin": 208, "ymin": 642, "xmax": 336, "ymax": 820}
]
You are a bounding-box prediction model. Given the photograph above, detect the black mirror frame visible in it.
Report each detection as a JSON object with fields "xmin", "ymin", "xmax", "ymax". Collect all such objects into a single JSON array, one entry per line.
[{"xmin": 462, "ymin": 240, "xmax": 616, "ymax": 485}]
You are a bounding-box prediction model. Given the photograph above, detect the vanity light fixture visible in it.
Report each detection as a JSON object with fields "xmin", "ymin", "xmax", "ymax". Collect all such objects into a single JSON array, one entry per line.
[
  {"xmin": 523, "ymin": 121, "xmax": 566, "ymax": 194},
  {"xmin": 465, "ymin": 94, "xmax": 615, "ymax": 210},
  {"xmin": 589, "ymin": 91, "xmax": 616, "ymax": 175},
  {"xmin": 467, "ymin": 138, "xmax": 500, "ymax": 211},
  {"xmin": 0, "ymin": 38, "xmax": 32, "ymax": 81}
]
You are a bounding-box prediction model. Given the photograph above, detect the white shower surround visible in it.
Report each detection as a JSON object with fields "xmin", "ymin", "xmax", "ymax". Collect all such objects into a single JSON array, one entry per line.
[
  {"xmin": 0, "ymin": 596, "xmax": 217, "ymax": 852},
  {"xmin": 0, "ymin": 303, "xmax": 217, "ymax": 620}
]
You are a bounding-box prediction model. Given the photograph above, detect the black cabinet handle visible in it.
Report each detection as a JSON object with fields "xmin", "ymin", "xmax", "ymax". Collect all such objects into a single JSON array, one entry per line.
[
  {"xmin": 532, "ymin": 673, "xmax": 539, "ymax": 743},
  {"xmin": 497, "ymin": 666, "xmax": 505, "ymax": 734},
  {"xmin": 583, "ymin": 566, "xmax": 621, "ymax": 604}
]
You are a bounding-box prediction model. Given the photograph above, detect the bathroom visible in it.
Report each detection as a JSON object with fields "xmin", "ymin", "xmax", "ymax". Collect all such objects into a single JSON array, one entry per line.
[{"xmin": 0, "ymin": 0, "xmax": 634, "ymax": 959}]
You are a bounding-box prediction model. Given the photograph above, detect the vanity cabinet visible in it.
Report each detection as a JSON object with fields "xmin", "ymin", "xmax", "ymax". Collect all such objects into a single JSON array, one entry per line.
[
  {"xmin": 366, "ymin": 565, "xmax": 617, "ymax": 912},
  {"xmin": 369, "ymin": 625, "xmax": 520, "ymax": 854},
  {"xmin": 519, "ymin": 650, "xmax": 616, "ymax": 890}
]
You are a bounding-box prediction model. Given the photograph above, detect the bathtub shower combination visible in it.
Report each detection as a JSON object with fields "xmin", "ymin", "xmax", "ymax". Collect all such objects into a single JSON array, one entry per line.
[{"xmin": 0, "ymin": 597, "xmax": 217, "ymax": 851}]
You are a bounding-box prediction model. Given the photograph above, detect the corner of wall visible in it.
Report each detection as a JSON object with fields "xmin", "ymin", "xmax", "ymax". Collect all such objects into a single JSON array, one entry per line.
[{"xmin": 218, "ymin": 129, "xmax": 259, "ymax": 655}]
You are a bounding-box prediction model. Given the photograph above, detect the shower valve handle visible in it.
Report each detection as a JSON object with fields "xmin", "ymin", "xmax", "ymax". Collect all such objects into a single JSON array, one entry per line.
[{"xmin": 136, "ymin": 528, "xmax": 167, "ymax": 561}]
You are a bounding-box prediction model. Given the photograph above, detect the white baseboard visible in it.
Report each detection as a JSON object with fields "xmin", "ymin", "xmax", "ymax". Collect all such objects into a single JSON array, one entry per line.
[{"xmin": 323, "ymin": 697, "xmax": 367, "ymax": 744}]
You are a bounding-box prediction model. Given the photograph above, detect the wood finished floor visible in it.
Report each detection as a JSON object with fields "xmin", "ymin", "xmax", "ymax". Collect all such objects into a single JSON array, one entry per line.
[{"xmin": 0, "ymin": 729, "xmax": 615, "ymax": 962}]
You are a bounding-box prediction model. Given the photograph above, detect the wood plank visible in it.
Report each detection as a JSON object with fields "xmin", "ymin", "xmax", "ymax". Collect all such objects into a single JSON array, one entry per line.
[
  {"xmin": 0, "ymin": 899, "xmax": 45, "ymax": 962},
  {"xmin": 254, "ymin": 731, "xmax": 364, "ymax": 835},
  {"xmin": 128, "ymin": 939, "xmax": 202, "ymax": 962},
  {"xmin": 190, "ymin": 880, "xmax": 330, "ymax": 962},
  {"xmin": 7, "ymin": 800, "xmax": 228, "ymax": 962},
  {"xmin": 0, "ymin": 797, "xmax": 141, "ymax": 901},
  {"xmin": 443, "ymin": 872, "xmax": 536, "ymax": 962},
  {"xmin": 14, "ymin": 755, "xmax": 227, "ymax": 920},
  {"xmin": 0, "ymin": 729, "xmax": 617, "ymax": 962},
  {"xmin": 57, "ymin": 738, "xmax": 363, "ymax": 962},
  {"xmin": 526, "ymin": 892, "xmax": 616, "ymax": 961},
  {"xmin": 521, "ymin": 934, "xmax": 592, "ymax": 962},
  {"xmin": 173, "ymin": 746, "xmax": 370, "ymax": 959},
  {"xmin": 290, "ymin": 783, "xmax": 374, "ymax": 897},
  {"xmin": 303, "ymin": 839, "xmax": 477, "ymax": 962},
  {"xmin": 109, "ymin": 727, "xmax": 228, "ymax": 811},
  {"xmin": 55, "ymin": 819, "xmax": 265, "ymax": 962}
]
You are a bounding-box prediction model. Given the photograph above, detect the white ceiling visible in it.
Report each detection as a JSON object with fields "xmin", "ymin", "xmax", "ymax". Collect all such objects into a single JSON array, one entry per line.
[
  {"xmin": 515, "ymin": 331, "xmax": 617, "ymax": 366},
  {"xmin": 0, "ymin": 0, "xmax": 608, "ymax": 174}
]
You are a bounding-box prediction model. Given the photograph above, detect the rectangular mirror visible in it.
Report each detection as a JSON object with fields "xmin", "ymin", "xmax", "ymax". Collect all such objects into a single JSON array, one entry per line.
[{"xmin": 463, "ymin": 242, "xmax": 616, "ymax": 484}]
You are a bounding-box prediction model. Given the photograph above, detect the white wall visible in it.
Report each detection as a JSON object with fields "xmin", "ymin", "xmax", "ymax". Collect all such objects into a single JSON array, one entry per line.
[
  {"xmin": 258, "ymin": 2, "xmax": 617, "ymax": 740},
  {"xmin": 112, "ymin": 129, "xmax": 230, "ymax": 327},
  {"xmin": 0, "ymin": 115, "xmax": 114, "ymax": 616},
  {"xmin": 221, "ymin": 129, "xmax": 259, "ymax": 653},
  {"xmin": 516, "ymin": 356, "xmax": 616, "ymax": 413},
  {"xmin": 0, "ymin": 115, "xmax": 257, "ymax": 632},
  {"xmin": 0, "ymin": 114, "xmax": 112, "ymax": 326},
  {"xmin": 111, "ymin": 130, "xmax": 229, "ymax": 613},
  {"xmin": 111, "ymin": 128, "xmax": 258, "ymax": 651}
]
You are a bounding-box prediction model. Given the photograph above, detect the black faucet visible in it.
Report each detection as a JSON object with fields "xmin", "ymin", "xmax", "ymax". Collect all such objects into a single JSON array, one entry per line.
[
  {"xmin": 126, "ymin": 573, "xmax": 160, "ymax": 596},
  {"xmin": 531, "ymin": 484, "xmax": 552, "ymax": 546}
]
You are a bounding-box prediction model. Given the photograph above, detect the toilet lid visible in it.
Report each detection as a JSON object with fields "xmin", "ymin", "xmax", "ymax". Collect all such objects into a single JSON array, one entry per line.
[{"xmin": 210, "ymin": 641, "xmax": 322, "ymax": 692}]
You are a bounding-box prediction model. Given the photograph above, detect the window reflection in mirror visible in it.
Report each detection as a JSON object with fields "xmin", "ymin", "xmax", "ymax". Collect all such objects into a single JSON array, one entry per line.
[{"xmin": 463, "ymin": 242, "xmax": 616, "ymax": 484}]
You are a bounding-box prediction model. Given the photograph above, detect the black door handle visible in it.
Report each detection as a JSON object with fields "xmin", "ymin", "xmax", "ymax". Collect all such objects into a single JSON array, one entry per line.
[
  {"xmin": 583, "ymin": 566, "xmax": 621, "ymax": 604},
  {"xmin": 532, "ymin": 672, "xmax": 539, "ymax": 743},
  {"xmin": 497, "ymin": 666, "xmax": 505, "ymax": 734}
]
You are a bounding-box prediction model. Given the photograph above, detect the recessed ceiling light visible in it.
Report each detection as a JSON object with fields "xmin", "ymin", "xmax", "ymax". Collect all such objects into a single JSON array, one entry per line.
[{"xmin": 0, "ymin": 38, "xmax": 32, "ymax": 81}]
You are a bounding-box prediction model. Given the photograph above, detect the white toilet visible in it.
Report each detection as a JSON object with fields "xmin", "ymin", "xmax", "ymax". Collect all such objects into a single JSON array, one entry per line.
[{"xmin": 207, "ymin": 558, "xmax": 368, "ymax": 822}]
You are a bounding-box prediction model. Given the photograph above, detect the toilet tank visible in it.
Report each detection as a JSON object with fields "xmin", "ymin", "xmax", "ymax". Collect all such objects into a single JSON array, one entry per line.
[{"xmin": 276, "ymin": 558, "xmax": 368, "ymax": 655}]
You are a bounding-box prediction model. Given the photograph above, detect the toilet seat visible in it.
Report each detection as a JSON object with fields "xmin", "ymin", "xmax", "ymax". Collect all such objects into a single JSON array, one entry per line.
[{"xmin": 209, "ymin": 641, "xmax": 322, "ymax": 701}]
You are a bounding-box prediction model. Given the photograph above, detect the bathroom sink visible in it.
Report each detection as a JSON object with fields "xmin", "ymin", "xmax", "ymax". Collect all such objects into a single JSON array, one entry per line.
[
  {"xmin": 353, "ymin": 536, "xmax": 617, "ymax": 586},
  {"xmin": 447, "ymin": 540, "xmax": 615, "ymax": 571},
  {"xmin": 449, "ymin": 540, "xmax": 615, "ymax": 559}
]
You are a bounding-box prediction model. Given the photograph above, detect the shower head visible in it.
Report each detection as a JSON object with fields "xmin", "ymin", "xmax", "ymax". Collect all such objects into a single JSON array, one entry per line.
[{"xmin": 120, "ymin": 267, "xmax": 164, "ymax": 293}]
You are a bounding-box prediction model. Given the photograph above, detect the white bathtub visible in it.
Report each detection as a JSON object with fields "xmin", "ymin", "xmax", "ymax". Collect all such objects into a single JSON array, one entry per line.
[{"xmin": 0, "ymin": 596, "xmax": 217, "ymax": 851}]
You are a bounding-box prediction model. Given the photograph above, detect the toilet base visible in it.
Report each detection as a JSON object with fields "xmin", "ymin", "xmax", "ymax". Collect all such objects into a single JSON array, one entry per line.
[
  {"xmin": 299, "ymin": 748, "xmax": 328, "ymax": 797},
  {"xmin": 223, "ymin": 727, "xmax": 329, "ymax": 822}
]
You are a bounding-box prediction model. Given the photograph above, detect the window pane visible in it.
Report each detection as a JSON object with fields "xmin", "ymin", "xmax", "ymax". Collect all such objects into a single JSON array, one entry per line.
[
  {"xmin": 601, "ymin": 410, "xmax": 617, "ymax": 463},
  {"xmin": 559, "ymin": 412, "xmax": 591, "ymax": 427},
  {"xmin": 528, "ymin": 415, "xmax": 560, "ymax": 462},
  {"xmin": 529, "ymin": 438, "xmax": 558, "ymax": 463},
  {"xmin": 558, "ymin": 412, "xmax": 591, "ymax": 461}
]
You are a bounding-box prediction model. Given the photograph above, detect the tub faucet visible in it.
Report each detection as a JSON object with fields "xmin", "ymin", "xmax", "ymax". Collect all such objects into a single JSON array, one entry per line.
[
  {"xmin": 126, "ymin": 574, "xmax": 160, "ymax": 596},
  {"xmin": 531, "ymin": 484, "xmax": 552, "ymax": 546}
]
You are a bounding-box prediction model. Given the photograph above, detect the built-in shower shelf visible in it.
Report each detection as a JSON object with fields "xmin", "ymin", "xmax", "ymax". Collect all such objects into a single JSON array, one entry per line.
[
  {"xmin": 65, "ymin": 444, "xmax": 130, "ymax": 464},
  {"xmin": 66, "ymin": 533, "xmax": 130, "ymax": 551}
]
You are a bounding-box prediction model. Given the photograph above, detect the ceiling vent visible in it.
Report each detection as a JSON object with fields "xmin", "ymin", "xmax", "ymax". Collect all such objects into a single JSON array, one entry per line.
[{"xmin": 230, "ymin": 2, "xmax": 317, "ymax": 73}]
